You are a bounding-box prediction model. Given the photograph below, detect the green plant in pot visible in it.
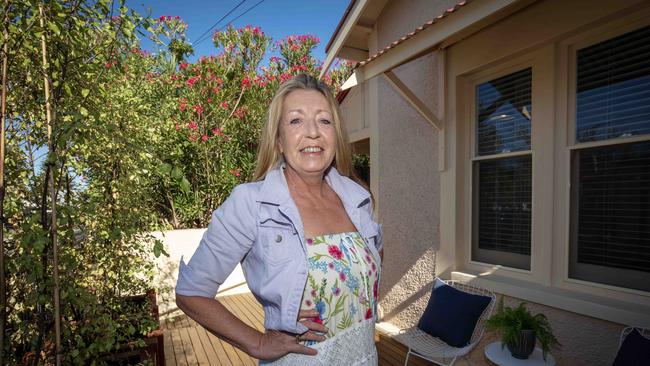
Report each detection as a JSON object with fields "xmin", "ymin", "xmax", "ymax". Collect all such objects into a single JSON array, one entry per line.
[{"xmin": 486, "ymin": 297, "xmax": 559, "ymax": 360}]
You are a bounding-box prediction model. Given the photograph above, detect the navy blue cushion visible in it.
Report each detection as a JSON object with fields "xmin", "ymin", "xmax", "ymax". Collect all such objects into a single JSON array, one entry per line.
[
  {"xmin": 613, "ymin": 329, "xmax": 650, "ymax": 366},
  {"xmin": 417, "ymin": 282, "xmax": 491, "ymax": 348}
]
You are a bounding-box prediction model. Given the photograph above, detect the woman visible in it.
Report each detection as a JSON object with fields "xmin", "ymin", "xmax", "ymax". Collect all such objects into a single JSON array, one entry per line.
[{"xmin": 176, "ymin": 74, "xmax": 383, "ymax": 365}]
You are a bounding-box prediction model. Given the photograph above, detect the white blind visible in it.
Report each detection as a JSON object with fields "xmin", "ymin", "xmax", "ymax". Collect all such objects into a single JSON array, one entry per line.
[
  {"xmin": 576, "ymin": 26, "xmax": 650, "ymax": 142},
  {"xmin": 571, "ymin": 25, "xmax": 650, "ymax": 292},
  {"xmin": 476, "ymin": 156, "xmax": 532, "ymax": 256},
  {"xmin": 476, "ymin": 68, "xmax": 531, "ymax": 156}
]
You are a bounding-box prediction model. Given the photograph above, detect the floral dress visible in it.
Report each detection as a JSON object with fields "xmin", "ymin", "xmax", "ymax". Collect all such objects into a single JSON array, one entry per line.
[{"xmin": 301, "ymin": 231, "xmax": 381, "ymax": 343}]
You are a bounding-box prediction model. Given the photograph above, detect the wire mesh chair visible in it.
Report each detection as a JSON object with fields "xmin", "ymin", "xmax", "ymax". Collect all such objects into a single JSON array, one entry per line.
[
  {"xmin": 619, "ymin": 326, "xmax": 650, "ymax": 348},
  {"xmin": 398, "ymin": 280, "xmax": 496, "ymax": 366}
]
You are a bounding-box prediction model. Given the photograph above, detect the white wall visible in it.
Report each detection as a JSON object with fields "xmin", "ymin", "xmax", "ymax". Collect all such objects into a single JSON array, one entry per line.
[{"xmin": 151, "ymin": 229, "xmax": 248, "ymax": 314}]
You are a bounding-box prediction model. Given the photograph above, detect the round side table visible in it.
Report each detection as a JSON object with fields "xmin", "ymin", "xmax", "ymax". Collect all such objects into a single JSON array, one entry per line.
[{"xmin": 484, "ymin": 341, "xmax": 556, "ymax": 366}]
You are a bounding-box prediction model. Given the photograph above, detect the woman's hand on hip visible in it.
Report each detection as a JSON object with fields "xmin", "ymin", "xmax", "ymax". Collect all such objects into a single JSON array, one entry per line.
[
  {"xmin": 252, "ymin": 330, "xmax": 317, "ymax": 360},
  {"xmin": 251, "ymin": 309, "xmax": 328, "ymax": 360}
]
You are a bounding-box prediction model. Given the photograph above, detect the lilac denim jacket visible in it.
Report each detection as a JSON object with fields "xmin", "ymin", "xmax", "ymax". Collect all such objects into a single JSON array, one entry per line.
[{"xmin": 175, "ymin": 164, "xmax": 382, "ymax": 334}]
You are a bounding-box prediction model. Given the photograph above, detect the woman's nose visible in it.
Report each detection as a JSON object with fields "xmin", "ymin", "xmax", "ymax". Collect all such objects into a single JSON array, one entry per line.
[{"xmin": 305, "ymin": 118, "xmax": 320, "ymax": 137}]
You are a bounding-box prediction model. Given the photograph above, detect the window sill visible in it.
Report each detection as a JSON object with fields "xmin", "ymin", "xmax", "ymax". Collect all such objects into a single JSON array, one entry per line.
[{"xmin": 451, "ymin": 270, "xmax": 650, "ymax": 327}]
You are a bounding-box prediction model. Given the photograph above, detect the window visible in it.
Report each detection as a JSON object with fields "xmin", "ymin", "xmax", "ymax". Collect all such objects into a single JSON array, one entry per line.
[
  {"xmin": 472, "ymin": 68, "xmax": 532, "ymax": 270},
  {"xmin": 569, "ymin": 26, "xmax": 650, "ymax": 292}
]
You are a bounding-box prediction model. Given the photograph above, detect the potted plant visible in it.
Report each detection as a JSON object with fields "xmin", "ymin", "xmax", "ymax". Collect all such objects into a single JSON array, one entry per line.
[{"xmin": 485, "ymin": 297, "xmax": 559, "ymax": 360}]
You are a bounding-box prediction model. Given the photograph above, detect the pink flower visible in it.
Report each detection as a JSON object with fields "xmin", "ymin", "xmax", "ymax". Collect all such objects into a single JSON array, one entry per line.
[
  {"xmin": 310, "ymin": 289, "xmax": 317, "ymax": 297},
  {"xmin": 233, "ymin": 108, "xmax": 246, "ymax": 119},
  {"xmin": 373, "ymin": 279, "xmax": 379, "ymax": 300},
  {"xmin": 306, "ymin": 238, "xmax": 313, "ymax": 245},
  {"xmin": 193, "ymin": 105, "xmax": 204, "ymax": 115},
  {"xmin": 305, "ymin": 300, "xmax": 312, "ymax": 307},
  {"xmin": 174, "ymin": 123, "xmax": 181, "ymax": 130},
  {"xmin": 220, "ymin": 101, "xmax": 229, "ymax": 109},
  {"xmin": 328, "ymin": 262, "xmax": 334, "ymax": 270},
  {"xmin": 179, "ymin": 62, "xmax": 188, "ymax": 70},
  {"xmin": 188, "ymin": 121, "xmax": 197, "ymax": 130},
  {"xmin": 241, "ymin": 77, "xmax": 251, "ymax": 89},
  {"xmin": 229, "ymin": 168, "xmax": 241, "ymax": 177},
  {"xmin": 188, "ymin": 135, "xmax": 197, "ymax": 142},
  {"xmin": 201, "ymin": 134, "xmax": 208, "ymax": 142},
  {"xmin": 371, "ymin": 263, "xmax": 377, "ymax": 272},
  {"xmin": 333, "ymin": 287, "xmax": 341, "ymax": 296},
  {"xmin": 365, "ymin": 309, "xmax": 373, "ymax": 320},
  {"xmin": 328, "ymin": 245, "xmax": 343, "ymax": 260},
  {"xmin": 212, "ymin": 127, "xmax": 224, "ymax": 136},
  {"xmin": 187, "ymin": 76, "xmax": 200, "ymax": 87},
  {"xmin": 339, "ymin": 272, "xmax": 346, "ymax": 282}
]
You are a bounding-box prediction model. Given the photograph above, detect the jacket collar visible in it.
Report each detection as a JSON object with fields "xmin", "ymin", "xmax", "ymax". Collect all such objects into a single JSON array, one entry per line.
[{"xmin": 257, "ymin": 162, "xmax": 370, "ymax": 208}]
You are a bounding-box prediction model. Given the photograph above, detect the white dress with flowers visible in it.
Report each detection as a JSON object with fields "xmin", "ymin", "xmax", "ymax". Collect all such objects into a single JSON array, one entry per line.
[{"xmin": 265, "ymin": 231, "xmax": 381, "ymax": 365}]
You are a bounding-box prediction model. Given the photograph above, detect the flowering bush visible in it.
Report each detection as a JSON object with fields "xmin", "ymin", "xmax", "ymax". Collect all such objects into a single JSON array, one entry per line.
[{"xmin": 150, "ymin": 25, "xmax": 353, "ymax": 227}]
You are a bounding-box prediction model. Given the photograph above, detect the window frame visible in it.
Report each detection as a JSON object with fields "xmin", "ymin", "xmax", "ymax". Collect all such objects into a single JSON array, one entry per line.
[
  {"xmin": 471, "ymin": 67, "xmax": 534, "ymax": 271},
  {"xmin": 555, "ymin": 14, "xmax": 650, "ymax": 298},
  {"xmin": 460, "ymin": 47, "xmax": 555, "ymax": 286}
]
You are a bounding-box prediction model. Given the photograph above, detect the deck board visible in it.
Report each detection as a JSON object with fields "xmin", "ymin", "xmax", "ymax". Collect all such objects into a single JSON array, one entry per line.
[
  {"xmin": 163, "ymin": 292, "xmax": 486, "ymax": 365},
  {"xmin": 163, "ymin": 331, "xmax": 177, "ymax": 366},
  {"xmin": 179, "ymin": 327, "xmax": 200, "ymax": 365},
  {"xmin": 170, "ymin": 328, "xmax": 188, "ymax": 366}
]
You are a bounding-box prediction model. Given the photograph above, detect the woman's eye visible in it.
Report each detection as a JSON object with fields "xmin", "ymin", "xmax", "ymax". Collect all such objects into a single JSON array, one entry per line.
[
  {"xmin": 320, "ymin": 119, "xmax": 332, "ymax": 125},
  {"xmin": 289, "ymin": 118, "xmax": 301, "ymax": 124}
]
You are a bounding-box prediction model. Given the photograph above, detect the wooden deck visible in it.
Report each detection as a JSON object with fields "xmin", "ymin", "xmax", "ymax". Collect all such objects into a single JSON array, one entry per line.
[{"xmin": 163, "ymin": 292, "xmax": 485, "ymax": 365}]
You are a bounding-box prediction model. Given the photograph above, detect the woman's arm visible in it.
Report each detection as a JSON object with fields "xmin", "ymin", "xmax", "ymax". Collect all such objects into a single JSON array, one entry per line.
[{"xmin": 176, "ymin": 294, "xmax": 327, "ymax": 361}]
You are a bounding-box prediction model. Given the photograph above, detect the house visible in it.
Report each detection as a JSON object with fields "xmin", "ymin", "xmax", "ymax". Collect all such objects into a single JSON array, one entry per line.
[{"xmin": 322, "ymin": 0, "xmax": 650, "ymax": 364}]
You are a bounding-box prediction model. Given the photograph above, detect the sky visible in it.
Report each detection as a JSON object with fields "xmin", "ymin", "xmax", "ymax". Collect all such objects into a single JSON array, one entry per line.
[{"xmin": 130, "ymin": 0, "xmax": 351, "ymax": 64}]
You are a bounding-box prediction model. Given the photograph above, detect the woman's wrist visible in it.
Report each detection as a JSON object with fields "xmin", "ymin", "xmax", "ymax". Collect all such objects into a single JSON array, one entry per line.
[{"xmin": 243, "ymin": 329, "xmax": 265, "ymax": 358}]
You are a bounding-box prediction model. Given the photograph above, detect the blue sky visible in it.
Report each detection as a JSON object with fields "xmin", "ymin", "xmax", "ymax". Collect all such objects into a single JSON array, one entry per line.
[{"xmin": 131, "ymin": 0, "xmax": 350, "ymax": 63}]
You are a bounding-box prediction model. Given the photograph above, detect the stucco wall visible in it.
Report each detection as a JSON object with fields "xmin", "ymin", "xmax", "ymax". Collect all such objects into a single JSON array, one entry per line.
[{"xmin": 369, "ymin": 0, "xmax": 453, "ymax": 328}]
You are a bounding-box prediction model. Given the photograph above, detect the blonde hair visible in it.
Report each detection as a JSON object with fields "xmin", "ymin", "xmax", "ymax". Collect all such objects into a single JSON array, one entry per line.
[{"xmin": 253, "ymin": 74, "xmax": 355, "ymax": 181}]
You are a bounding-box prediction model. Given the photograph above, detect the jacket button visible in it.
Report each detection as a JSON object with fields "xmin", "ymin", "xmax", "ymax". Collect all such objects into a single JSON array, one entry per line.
[{"xmin": 275, "ymin": 234, "xmax": 282, "ymax": 243}]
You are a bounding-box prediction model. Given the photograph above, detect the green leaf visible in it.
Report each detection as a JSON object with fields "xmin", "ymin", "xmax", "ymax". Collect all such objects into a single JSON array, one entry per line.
[
  {"xmin": 47, "ymin": 22, "xmax": 61, "ymax": 36},
  {"xmin": 81, "ymin": 89, "xmax": 90, "ymax": 98},
  {"xmin": 171, "ymin": 167, "xmax": 182, "ymax": 180},
  {"xmin": 158, "ymin": 163, "xmax": 172, "ymax": 174},
  {"xmin": 153, "ymin": 240, "xmax": 169, "ymax": 258},
  {"xmin": 80, "ymin": 107, "xmax": 88, "ymax": 117},
  {"xmin": 180, "ymin": 177, "xmax": 191, "ymax": 193}
]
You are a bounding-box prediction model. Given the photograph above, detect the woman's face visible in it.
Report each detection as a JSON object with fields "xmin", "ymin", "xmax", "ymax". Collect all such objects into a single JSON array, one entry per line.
[{"xmin": 278, "ymin": 89, "xmax": 337, "ymax": 178}]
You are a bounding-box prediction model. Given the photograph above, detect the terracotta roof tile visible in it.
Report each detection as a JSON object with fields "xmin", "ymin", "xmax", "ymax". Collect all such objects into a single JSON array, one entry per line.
[{"xmin": 354, "ymin": 0, "xmax": 470, "ymax": 69}]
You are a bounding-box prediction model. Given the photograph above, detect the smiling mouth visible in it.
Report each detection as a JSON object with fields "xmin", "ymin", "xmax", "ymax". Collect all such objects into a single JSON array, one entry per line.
[{"xmin": 301, "ymin": 146, "xmax": 323, "ymax": 153}]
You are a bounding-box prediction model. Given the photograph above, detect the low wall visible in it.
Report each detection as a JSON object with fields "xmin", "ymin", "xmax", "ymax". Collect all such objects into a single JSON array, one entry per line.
[{"xmin": 150, "ymin": 229, "xmax": 249, "ymax": 314}]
